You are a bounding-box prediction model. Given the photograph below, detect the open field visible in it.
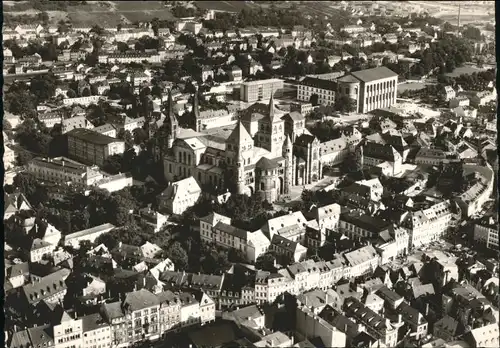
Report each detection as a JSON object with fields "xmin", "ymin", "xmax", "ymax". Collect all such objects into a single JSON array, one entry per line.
[
  {"xmin": 195, "ymin": 1, "xmax": 258, "ymax": 13},
  {"xmin": 446, "ymin": 65, "xmax": 490, "ymax": 78},
  {"xmin": 4, "ymin": 1, "xmax": 174, "ymax": 26},
  {"xmin": 397, "ymin": 82, "xmax": 431, "ymax": 93}
]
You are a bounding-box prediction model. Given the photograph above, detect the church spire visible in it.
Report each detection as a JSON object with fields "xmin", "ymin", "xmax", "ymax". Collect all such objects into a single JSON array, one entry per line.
[
  {"xmin": 167, "ymin": 88, "xmax": 175, "ymax": 119},
  {"xmin": 268, "ymin": 90, "xmax": 275, "ymax": 120}
]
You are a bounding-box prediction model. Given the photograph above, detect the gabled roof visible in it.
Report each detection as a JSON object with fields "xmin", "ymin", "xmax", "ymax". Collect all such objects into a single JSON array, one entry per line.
[
  {"xmin": 256, "ymin": 156, "xmax": 279, "ymax": 170},
  {"xmin": 123, "ymin": 288, "xmax": 160, "ymax": 312},
  {"xmin": 351, "ymin": 66, "xmax": 398, "ymax": 82},
  {"xmin": 226, "ymin": 121, "xmax": 253, "ymax": 145}
]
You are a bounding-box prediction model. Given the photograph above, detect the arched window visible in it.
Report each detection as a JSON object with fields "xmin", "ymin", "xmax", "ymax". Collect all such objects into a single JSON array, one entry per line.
[
  {"xmin": 183, "ymin": 152, "xmax": 187, "ymax": 163},
  {"xmin": 198, "ymin": 173, "xmax": 202, "ymax": 181},
  {"xmin": 188, "ymin": 154, "xmax": 191, "ymax": 165},
  {"xmin": 260, "ymin": 182, "xmax": 265, "ymax": 190}
]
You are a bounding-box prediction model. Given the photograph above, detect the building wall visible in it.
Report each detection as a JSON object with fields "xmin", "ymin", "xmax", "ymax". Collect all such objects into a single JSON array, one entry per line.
[
  {"xmin": 359, "ymin": 77, "xmax": 398, "ymax": 113},
  {"xmin": 474, "ymin": 224, "xmax": 499, "ymax": 250},
  {"xmin": 54, "ymin": 318, "xmax": 83, "ymax": 348},
  {"xmin": 240, "ymin": 80, "xmax": 284, "ymax": 103},
  {"xmin": 297, "ymin": 84, "xmax": 336, "ymax": 105},
  {"xmin": 83, "ymin": 326, "xmax": 111, "ymax": 348},
  {"xmin": 67, "ymin": 134, "xmax": 125, "ymax": 166}
]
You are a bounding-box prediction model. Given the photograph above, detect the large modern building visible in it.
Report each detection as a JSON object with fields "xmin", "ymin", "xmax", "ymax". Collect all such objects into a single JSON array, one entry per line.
[
  {"xmin": 240, "ymin": 78, "xmax": 284, "ymax": 103},
  {"xmin": 337, "ymin": 66, "xmax": 398, "ymax": 113},
  {"xmin": 66, "ymin": 128, "xmax": 125, "ymax": 166}
]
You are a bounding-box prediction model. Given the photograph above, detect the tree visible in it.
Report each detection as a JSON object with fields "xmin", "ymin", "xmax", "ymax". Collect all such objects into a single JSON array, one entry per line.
[
  {"xmin": 16, "ymin": 151, "xmax": 33, "ymax": 166},
  {"xmin": 461, "ymin": 26, "xmax": 482, "ymax": 41},
  {"xmin": 167, "ymin": 242, "xmax": 189, "ymax": 271},
  {"xmin": 117, "ymin": 129, "xmax": 133, "ymax": 146},
  {"xmin": 255, "ymin": 252, "xmax": 277, "ymax": 272},
  {"xmin": 90, "ymin": 25, "xmax": 105, "ymax": 36},
  {"xmin": 335, "ymin": 95, "xmax": 357, "ymax": 113},
  {"xmin": 102, "ymin": 154, "xmax": 123, "ymax": 175},
  {"xmin": 30, "ymin": 73, "xmax": 57, "ymax": 102},
  {"xmin": 151, "ymin": 17, "xmax": 159, "ymax": 37},
  {"xmin": 133, "ymin": 128, "xmax": 149, "ymax": 145},
  {"xmin": 4, "ymin": 82, "xmax": 37, "ymax": 117},
  {"xmin": 13, "ymin": 172, "xmax": 39, "ymax": 198}
]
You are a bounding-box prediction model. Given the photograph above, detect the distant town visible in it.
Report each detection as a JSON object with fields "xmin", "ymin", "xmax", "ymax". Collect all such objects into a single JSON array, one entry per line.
[{"xmin": 3, "ymin": 1, "xmax": 498, "ymax": 348}]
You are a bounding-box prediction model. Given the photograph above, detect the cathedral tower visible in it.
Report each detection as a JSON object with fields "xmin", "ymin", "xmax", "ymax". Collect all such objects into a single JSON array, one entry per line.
[
  {"xmin": 165, "ymin": 89, "xmax": 179, "ymax": 149},
  {"xmin": 193, "ymin": 86, "xmax": 200, "ymax": 132},
  {"xmin": 267, "ymin": 92, "xmax": 285, "ymax": 158}
]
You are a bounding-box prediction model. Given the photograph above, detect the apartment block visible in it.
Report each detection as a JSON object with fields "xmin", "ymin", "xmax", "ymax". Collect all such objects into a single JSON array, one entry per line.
[
  {"xmin": 66, "ymin": 128, "xmax": 125, "ymax": 166},
  {"xmin": 27, "ymin": 156, "xmax": 104, "ymax": 186},
  {"xmin": 240, "ymin": 79, "xmax": 284, "ymax": 103}
]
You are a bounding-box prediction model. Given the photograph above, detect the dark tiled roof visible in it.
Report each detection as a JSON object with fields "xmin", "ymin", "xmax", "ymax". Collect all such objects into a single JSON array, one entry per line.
[
  {"xmin": 351, "ymin": 66, "xmax": 398, "ymax": 83},
  {"xmin": 300, "ymin": 76, "xmax": 337, "ymax": 91},
  {"xmin": 67, "ymin": 128, "xmax": 123, "ymax": 145},
  {"xmin": 214, "ymin": 222, "xmax": 248, "ymax": 241}
]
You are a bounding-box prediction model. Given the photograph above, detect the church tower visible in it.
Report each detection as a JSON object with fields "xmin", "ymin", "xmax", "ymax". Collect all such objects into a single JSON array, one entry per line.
[
  {"xmin": 268, "ymin": 91, "xmax": 285, "ymax": 158},
  {"xmin": 225, "ymin": 120, "xmax": 254, "ymax": 194},
  {"xmin": 165, "ymin": 89, "xmax": 179, "ymax": 149},
  {"xmin": 283, "ymin": 134, "xmax": 293, "ymax": 195},
  {"xmin": 193, "ymin": 86, "xmax": 200, "ymax": 132}
]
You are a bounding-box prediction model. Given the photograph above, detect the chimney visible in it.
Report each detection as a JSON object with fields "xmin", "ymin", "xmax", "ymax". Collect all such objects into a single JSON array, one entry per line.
[
  {"xmin": 143, "ymin": 276, "xmax": 146, "ymax": 288},
  {"xmin": 425, "ymin": 303, "xmax": 429, "ymax": 316},
  {"xmin": 398, "ymin": 314, "xmax": 402, "ymax": 324}
]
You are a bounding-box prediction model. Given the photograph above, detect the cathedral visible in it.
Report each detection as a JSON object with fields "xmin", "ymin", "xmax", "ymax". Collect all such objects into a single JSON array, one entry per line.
[{"xmin": 158, "ymin": 90, "xmax": 323, "ymax": 203}]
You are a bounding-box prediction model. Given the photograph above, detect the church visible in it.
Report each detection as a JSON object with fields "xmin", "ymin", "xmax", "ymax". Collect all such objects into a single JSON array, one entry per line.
[{"xmin": 158, "ymin": 90, "xmax": 323, "ymax": 203}]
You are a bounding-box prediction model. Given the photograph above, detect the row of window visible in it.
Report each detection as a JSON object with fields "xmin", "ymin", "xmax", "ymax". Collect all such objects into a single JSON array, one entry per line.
[
  {"xmin": 366, "ymin": 79, "xmax": 396, "ymax": 92},
  {"xmin": 365, "ymin": 93, "xmax": 394, "ymax": 105}
]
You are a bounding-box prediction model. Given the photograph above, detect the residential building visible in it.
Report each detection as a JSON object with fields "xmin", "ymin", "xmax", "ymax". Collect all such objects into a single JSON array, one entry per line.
[
  {"xmin": 297, "ymin": 77, "xmax": 336, "ymax": 105},
  {"xmin": 4, "ymin": 192, "xmax": 33, "ymax": 220},
  {"xmin": 27, "ymin": 156, "xmax": 104, "ymax": 186},
  {"xmin": 62, "ymin": 115, "xmax": 95, "ymax": 134},
  {"xmin": 343, "ymin": 297, "xmax": 398, "ymax": 347},
  {"xmin": 400, "ymin": 200, "xmax": 454, "ymax": 249},
  {"xmin": 63, "ymin": 95, "xmax": 101, "ymax": 106},
  {"xmin": 22, "ymin": 269, "xmax": 70, "ymax": 306},
  {"xmin": 82, "ymin": 313, "xmax": 112, "ymax": 348},
  {"xmin": 320, "ymin": 138, "xmax": 349, "ymax": 166},
  {"xmin": 262, "ymin": 211, "xmax": 309, "ymax": 244},
  {"xmin": 473, "ymin": 216, "xmax": 498, "ymax": 250},
  {"xmin": 254, "ymin": 332, "xmax": 293, "ymax": 347},
  {"xmin": 66, "ymin": 128, "xmax": 126, "ymax": 166},
  {"xmin": 30, "ymin": 238, "xmax": 57, "ymax": 263},
  {"xmin": 158, "ymin": 176, "xmax": 202, "ymax": 215},
  {"xmin": 64, "ymin": 223, "xmax": 116, "ymax": 249},
  {"xmin": 53, "ymin": 309, "xmax": 83, "ymax": 348},
  {"xmin": 449, "ymin": 95, "xmax": 470, "ymax": 108},
  {"xmin": 396, "ymin": 302, "xmax": 428, "ymax": 340},
  {"xmin": 240, "ymin": 79, "xmax": 284, "ymax": 103},
  {"xmin": 296, "ymin": 305, "xmax": 347, "ymax": 348},
  {"xmin": 343, "ymin": 245, "xmax": 380, "ymax": 278},
  {"xmin": 455, "ymin": 164, "xmax": 495, "ymax": 218},
  {"xmin": 270, "ymin": 234, "xmax": 307, "ymax": 263},
  {"xmin": 415, "ymin": 148, "xmax": 452, "ymax": 165},
  {"xmin": 470, "ymin": 89, "xmax": 497, "ymax": 107},
  {"xmin": 337, "ymin": 67, "xmax": 398, "ymax": 114},
  {"xmin": 464, "ymin": 323, "xmax": 499, "ymax": 348},
  {"xmin": 93, "ymin": 124, "xmax": 117, "ymax": 138}
]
